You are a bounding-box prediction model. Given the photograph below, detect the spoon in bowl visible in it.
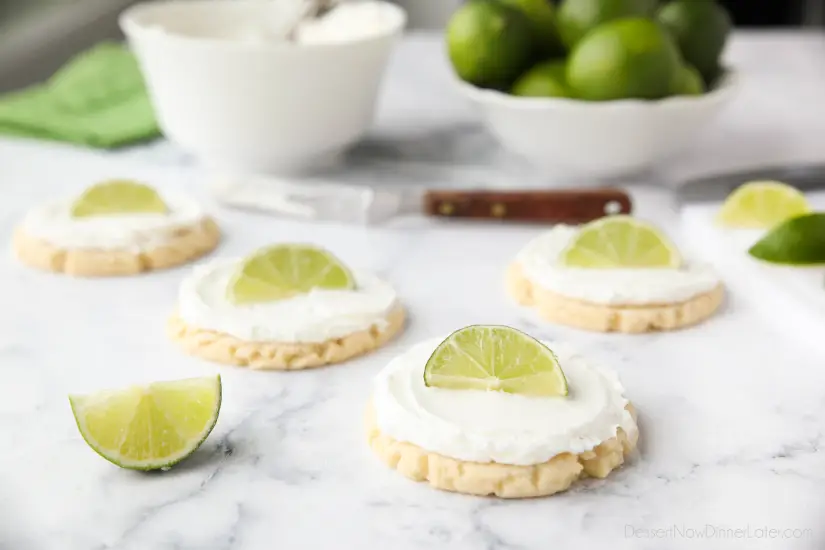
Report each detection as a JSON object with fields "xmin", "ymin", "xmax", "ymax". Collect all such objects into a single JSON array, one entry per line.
[{"xmin": 281, "ymin": 0, "xmax": 342, "ymax": 40}]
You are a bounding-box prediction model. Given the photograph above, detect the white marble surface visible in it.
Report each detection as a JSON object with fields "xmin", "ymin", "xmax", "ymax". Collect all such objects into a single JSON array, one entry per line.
[{"xmin": 1, "ymin": 32, "xmax": 825, "ymax": 550}]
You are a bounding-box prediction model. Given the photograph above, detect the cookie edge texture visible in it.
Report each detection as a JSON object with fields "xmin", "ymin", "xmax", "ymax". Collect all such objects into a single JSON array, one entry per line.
[
  {"xmin": 506, "ymin": 262, "xmax": 724, "ymax": 333},
  {"xmin": 168, "ymin": 304, "xmax": 406, "ymax": 370},
  {"xmin": 366, "ymin": 402, "xmax": 639, "ymax": 498},
  {"xmin": 13, "ymin": 217, "xmax": 220, "ymax": 277}
]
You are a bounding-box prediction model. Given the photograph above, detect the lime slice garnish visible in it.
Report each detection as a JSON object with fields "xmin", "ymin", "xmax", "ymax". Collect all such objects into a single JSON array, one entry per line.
[
  {"xmin": 69, "ymin": 376, "xmax": 221, "ymax": 471},
  {"xmin": 423, "ymin": 325, "xmax": 568, "ymax": 397},
  {"xmin": 717, "ymin": 180, "xmax": 811, "ymax": 229},
  {"xmin": 559, "ymin": 215, "xmax": 682, "ymax": 269},
  {"xmin": 70, "ymin": 180, "xmax": 168, "ymax": 218},
  {"xmin": 227, "ymin": 244, "xmax": 355, "ymax": 305},
  {"xmin": 748, "ymin": 213, "xmax": 825, "ymax": 265}
]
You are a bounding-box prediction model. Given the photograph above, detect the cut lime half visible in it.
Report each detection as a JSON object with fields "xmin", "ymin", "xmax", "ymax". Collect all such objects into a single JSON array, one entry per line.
[
  {"xmin": 227, "ymin": 244, "xmax": 355, "ymax": 305},
  {"xmin": 559, "ymin": 215, "xmax": 682, "ymax": 269},
  {"xmin": 69, "ymin": 376, "xmax": 221, "ymax": 471},
  {"xmin": 70, "ymin": 180, "xmax": 168, "ymax": 218},
  {"xmin": 717, "ymin": 180, "xmax": 810, "ymax": 229},
  {"xmin": 423, "ymin": 325, "xmax": 568, "ymax": 397}
]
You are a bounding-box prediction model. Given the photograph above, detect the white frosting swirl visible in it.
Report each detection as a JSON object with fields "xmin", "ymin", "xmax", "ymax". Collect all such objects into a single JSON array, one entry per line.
[
  {"xmin": 372, "ymin": 338, "xmax": 637, "ymax": 466},
  {"xmin": 21, "ymin": 193, "xmax": 208, "ymax": 251},
  {"xmin": 294, "ymin": 1, "xmax": 401, "ymax": 44},
  {"xmin": 516, "ymin": 225, "xmax": 720, "ymax": 305},
  {"xmin": 177, "ymin": 258, "xmax": 398, "ymax": 343}
]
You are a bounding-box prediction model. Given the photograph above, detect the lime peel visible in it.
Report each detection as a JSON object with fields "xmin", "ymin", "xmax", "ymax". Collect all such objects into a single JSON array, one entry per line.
[
  {"xmin": 423, "ymin": 325, "xmax": 569, "ymax": 397},
  {"xmin": 69, "ymin": 375, "xmax": 222, "ymax": 471},
  {"xmin": 748, "ymin": 213, "xmax": 825, "ymax": 265}
]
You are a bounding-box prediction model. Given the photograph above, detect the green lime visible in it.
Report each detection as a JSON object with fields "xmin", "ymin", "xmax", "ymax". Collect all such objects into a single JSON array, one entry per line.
[
  {"xmin": 702, "ymin": 65, "xmax": 727, "ymax": 90},
  {"xmin": 639, "ymin": 0, "xmax": 661, "ymax": 12},
  {"xmin": 423, "ymin": 325, "xmax": 568, "ymax": 397},
  {"xmin": 511, "ymin": 60, "xmax": 571, "ymax": 97},
  {"xmin": 499, "ymin": 0, "xmax": 564, "ymax": 57},
  {"xmin": 748, "ymin": 213, "xmax": 825, "ymax": 265},
  {"xmin": 567, "ymin": 17, "xmax": 681, "ymax": 101},
  {"xmin": 559, "ymin": 215, "xmax": 682, "ymax": 268},
  {"xmin": 70, "ymin": 180, "xmax": 167, "ymax": 218},
  {"xmin": 556, "ymin": 0, "xmax": 652, "ymax": 49},
  {"xmin": 70, "ymin": 376, "xmax": 221, "ymax": 471},
  {"xmin": 227, "ymin": 244, "xmax": 355, "ymax": 305},
  {"xmin": 657, "ymin": 0, "xmax": 732, "ymax": 83},
  {"xmin": 446, "ymin": 0, "xmax": 536, "ymax": 89},
  {"xmin": 671, "ymin": 64, "xmax": 705, "ymax": 96},
  {"xmin": 717, "ymin": 181, "xmax": 811, "ymax": 229}
]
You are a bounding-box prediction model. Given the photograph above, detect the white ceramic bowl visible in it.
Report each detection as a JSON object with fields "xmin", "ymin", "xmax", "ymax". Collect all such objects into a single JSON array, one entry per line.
[
  {"xmin": 120, "ymin": 1, "xmax": 406, "ymax": 174},
  {"xmin": 456, "ymin": 72, "xmax": 739, "ymax": 180}
]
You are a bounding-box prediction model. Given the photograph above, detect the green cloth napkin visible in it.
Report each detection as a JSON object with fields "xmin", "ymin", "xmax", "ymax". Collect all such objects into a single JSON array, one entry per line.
[{"xmin": 0, "ymin": 42, "xmax": 160, "ymax": 148}]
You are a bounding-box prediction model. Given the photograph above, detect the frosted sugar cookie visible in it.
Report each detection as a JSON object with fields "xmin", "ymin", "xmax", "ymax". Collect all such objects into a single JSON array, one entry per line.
[
  {"xmin": 169, "ymin": 244, "xmax": 405, "ymax": 370},
  {"xmin": 507, "ymin": 216, "xmax": 724, "ymax": 333},
  {"xmin": 367, "ymin": 326, "xmax": 639, "ymax": 498},
  {"xmin": 13, "ymin": 180, "xmax": 219, "ymax": 276}
]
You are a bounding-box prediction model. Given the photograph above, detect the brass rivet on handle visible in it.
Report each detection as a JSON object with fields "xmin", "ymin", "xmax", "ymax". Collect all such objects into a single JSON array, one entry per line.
[
  {"xmin": 438, "ymin": 202, "xmax": 455, "ymax": 215},
  {"xmin": 491, "ymin": 203, "xmax": 507, "ymax": 217},
  {"xmin": 604, "ymin": 200, "xmax": 623, "ymax": 215}
]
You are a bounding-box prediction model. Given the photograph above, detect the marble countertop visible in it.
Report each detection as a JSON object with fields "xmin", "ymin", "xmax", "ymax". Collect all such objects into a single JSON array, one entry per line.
[{"xmin": 1, "ymin": 32, "xmax": 824, "ymax": 550}]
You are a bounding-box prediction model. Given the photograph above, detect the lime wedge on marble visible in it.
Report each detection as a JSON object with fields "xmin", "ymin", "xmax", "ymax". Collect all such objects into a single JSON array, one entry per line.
[
  {"xmin": 70, "ymin": 180, "xmax": 168, "ymax": 218},
  {"xmin": 717, "ymin": 180, "xmax": 810, "ymax": 229},
  {"xmin": 559, "ymin": 215, "xmax": 682, "ymax": 269},
  {"xmin": 227, "ymin": 244, "xmax": 355, "ymax": 305},
  {"xmin": 748, "ymin": 213, "xmax": 825, "ymax": 265},
  {"xmin": 423, "ymin": 325, "xmax": 568, "ymax": 397},
  {"xmin": 69, "ymin": 376, "xmax": 221, "ymax": 471}
]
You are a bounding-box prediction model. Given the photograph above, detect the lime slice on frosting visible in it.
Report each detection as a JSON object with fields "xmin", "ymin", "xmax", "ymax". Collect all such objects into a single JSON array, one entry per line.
[
  {"xmin": 424, "ymin": 325, "xmax": 568, "ymax": 397},
  {"xmin": 748, "ymin": 213, "xmax": 825, "ymax": 265},
  {"xmin": 227, "ymin": 244, "xmax": 355, "ymax": 305},
  {"xmin": 717, "ymin": 180, "xmax": 810, "ymax": 229},
  {"xmin": 70, "ymin": 180, "xmax": 168, "ymax": 218},
  {"xmin": 69, "ymin": 376, "xmax": 221, "ymax": 471},
  {"xmin": 559, "ymin": 215, "xmax": 682, "ymax": 269}
]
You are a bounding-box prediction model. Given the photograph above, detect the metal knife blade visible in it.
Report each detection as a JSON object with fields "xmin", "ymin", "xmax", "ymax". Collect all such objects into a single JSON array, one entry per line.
[
  {"xmin": 211, "ymin": 175, "xmax": 633, "ymax": 225},
  {"xmin": 211, "ymin": 176, "xmax": 425, "ymax": 224},
  {"xmin": 677, "ymin": 162, "xmax": 825, "ymax": 205}
]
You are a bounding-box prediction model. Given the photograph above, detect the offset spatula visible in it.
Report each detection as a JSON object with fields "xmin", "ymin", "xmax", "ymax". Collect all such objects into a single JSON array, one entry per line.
[{"xmin": 212, "ymin": 177, "xmax": 632, "ymax": 225}]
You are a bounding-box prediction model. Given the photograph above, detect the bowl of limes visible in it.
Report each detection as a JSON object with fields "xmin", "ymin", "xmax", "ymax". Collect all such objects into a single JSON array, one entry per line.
[{"xmin": 448, "ymin": 0, "xmax": 739, "ymax": 179}]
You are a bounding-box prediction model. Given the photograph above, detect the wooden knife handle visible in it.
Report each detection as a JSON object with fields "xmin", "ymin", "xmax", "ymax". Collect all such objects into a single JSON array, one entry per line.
[{"xmin": 423, "ymin": 188, "xmax": 632, "ymax": 224}]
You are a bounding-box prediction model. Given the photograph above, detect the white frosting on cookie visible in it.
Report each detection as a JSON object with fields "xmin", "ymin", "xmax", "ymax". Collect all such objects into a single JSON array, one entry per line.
[
  {"xmin": 21, "ymin": 192, "xmax": 208, "ymax": 251},
  {"xmin": 516, "ymin": 225, "xmax": 720, "ymax": 305},
  {"xmin": 372, "ymin": 338, "xmax": 637, "ymax": 466},
  {"xmin": 177, "ymin": 258, "xmax": 399, "ymax": 343}
]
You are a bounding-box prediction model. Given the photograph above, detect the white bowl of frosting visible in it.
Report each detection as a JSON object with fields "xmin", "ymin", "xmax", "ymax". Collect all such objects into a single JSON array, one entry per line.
[{"xmin": 120, "ymin": 0, "xmax": 406, "ymax": 175}]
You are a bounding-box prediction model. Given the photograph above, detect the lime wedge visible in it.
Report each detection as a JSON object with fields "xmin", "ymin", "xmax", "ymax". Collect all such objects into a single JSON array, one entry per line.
[
  {"xmin": 423, "ymin": 325, "xmax": 568, "ymax": 397},
  {"xmin": 748, "ymin": 213, "xmax": 825, "ymax": 265},
  {"xmin": 227, "ymin": 244, "xmax": 355, "ymax": 305},
  {"xmin": 559, "ymin": 215, "xmax": 682, "ymax": 269},
  {"xmin": 717, "ymin": 180, "xmax": 811, "ymax": 229},
  {"xmin": 70, "ymin": 180, "xmax": 168, "ymax": 218},
  {"xmin": 69, "ymin": 376, "xmax": 221, "ymax": 471}
]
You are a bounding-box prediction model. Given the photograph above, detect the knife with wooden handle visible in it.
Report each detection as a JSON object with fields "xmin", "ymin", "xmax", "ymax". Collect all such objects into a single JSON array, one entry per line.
[
  {"xmin": 212, "ymin": 176, "xmax": 632, "ymax": 225},
  {"xmin": 423, "ymin": 188, "xmax": 631, "ymax": 224}
]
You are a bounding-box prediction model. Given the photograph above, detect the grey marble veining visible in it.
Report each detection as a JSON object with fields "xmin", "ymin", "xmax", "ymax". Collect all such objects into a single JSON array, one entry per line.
[{"xmin": 1, "ymin": 32, "xmax": 825, "ymax": 550}]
